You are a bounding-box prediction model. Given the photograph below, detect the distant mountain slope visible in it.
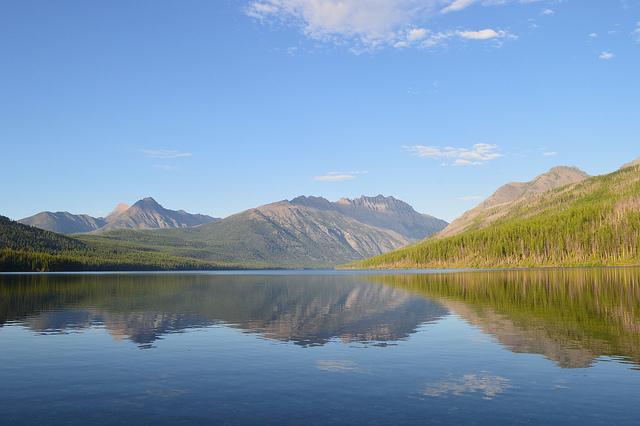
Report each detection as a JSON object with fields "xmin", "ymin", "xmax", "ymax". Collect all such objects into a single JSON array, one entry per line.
[
  {"xmin": 19, "ymin": 211, "xmax": 106, "ymax": 234},
  {"xmin": 291, "ymin": 195, "xmax": 448, "ymax": 240},
  {"xmin": 97, "ymin": 197, "xmax": 217, "ymax": 232},
  {"xmin": 81, "ymin": 195, "xmax": 448, "ymax": 268},
  {"xmin": 349, "ymin": 164, "xmax": 640, "ymax": 269},
  {"xmin": 439, "ymin": 166, "xmax": 589, "ymax": 238}
]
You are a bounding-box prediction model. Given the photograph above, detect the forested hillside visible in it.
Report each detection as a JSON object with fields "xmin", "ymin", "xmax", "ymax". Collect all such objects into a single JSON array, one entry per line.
[
  {"xmin": 0, "ymin": 216, "xmax": 228, "ymax": 272},
  {"xmin": 348, "ymin": 164, "xmax": 640, "ymax": 269}
]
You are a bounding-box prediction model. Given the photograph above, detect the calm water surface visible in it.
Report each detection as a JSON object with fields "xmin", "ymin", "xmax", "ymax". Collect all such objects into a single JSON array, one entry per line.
[{"xmin": 1, "ymin": 269, "xmax": 640, "ymax": 425}]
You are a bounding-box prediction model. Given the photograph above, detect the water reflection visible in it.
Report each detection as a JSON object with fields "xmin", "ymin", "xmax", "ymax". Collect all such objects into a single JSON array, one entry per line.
[
  {"xmin": 423, "ymin": 373, "xmax": 511, "ymax": 400},
  {"xmin": 1, "ymin": 269, "xmax": 640, "ymax": 369},
  {"xmin": 3, "ymin": 270, "xmax": 640, "ymax": 425},
  {"xmin": 374, "ymin": 268, "xmax": 640, "ymax": 368},
  {"xmin": 0, "ymin": 274, "xmax": 446, "ymax": 348}
]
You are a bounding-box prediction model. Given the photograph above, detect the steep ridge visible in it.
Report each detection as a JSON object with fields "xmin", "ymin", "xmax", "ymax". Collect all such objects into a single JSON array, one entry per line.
[
  {"xmin": 439, "ymin": 166, "xmax": 590, "ymax": 238},
  {"xmin": 97, "ymin": 197, "xmax": 217, "ymax": 232}
]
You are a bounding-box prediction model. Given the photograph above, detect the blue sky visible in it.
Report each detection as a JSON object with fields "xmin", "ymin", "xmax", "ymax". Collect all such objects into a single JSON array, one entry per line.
[{"xmin": 1, "ymin": 0, "xmax": 639, "ymax": 222}]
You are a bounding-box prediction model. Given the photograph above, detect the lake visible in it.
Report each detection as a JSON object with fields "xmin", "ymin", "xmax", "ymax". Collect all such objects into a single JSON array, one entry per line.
[{"xmin": 1, "ymin": 269, "xmax": 639, "ymax": 425}]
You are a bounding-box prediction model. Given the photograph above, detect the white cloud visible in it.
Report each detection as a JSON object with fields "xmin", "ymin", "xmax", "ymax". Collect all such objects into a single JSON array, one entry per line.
[
  {"xmin": 457, "ymin": 29, "xmax": 506, "ymax": 40},
  {"xmin": 589, "ymin": 32, "xmax": 598, "ymax": 38},
  {"xmin": 246, "ymin": 0, "xmax": 518, "ymax": 51},
  {"xmin": 142, "ymin": 149, "xmax": 192, "ymax": 159},
  {"xmin": 314, "ymin": 170, "xmax": 368, "ymax": 182},
  {"xmin": 442, "ymin": 0, "xmax": 476, "ymax": 14},
  {"xmin": 407, "ymin": 27, "xmax": 428, "ymax": 41},
  {"xmin": 543, "ymin": 151, "xmax": 558, "ymax": 157},
  {"xmin": 633, "ymin": 22, "xmax": 640, "ymax": 43},
  {"xmin": 541, "ymin": 8, "xmax": 554, "ymax": 15},
  {"xmin": 246, "ymin": 0, "xmax": 440, "ymax": 50},
  {"xmin": 599, "ymin": 51, "xmax": 614, "ymax": 60},
  {"xmin": 405, "ymin": 143, "xmax": 502, "ymax": 166}
]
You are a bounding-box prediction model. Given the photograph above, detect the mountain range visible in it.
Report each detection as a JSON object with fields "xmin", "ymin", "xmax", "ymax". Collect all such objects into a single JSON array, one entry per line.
[
  {"xmin": 79, "ymin": 195, "xmax": 448, "ymax": 268},
  {"xmin": 18, "ymin": 197, "xmax": 218, "ymax": 234},
  {"xmin": 3, "ymin": 195, "xmax": 447, "ymax": 270},
  {"xmin": 4, "ymin": 157, "xmax": 640, "ymax": 271}
]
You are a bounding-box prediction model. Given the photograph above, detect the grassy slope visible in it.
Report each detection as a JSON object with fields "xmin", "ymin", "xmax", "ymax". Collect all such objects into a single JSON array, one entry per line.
[{"xmin": 348, "ymin": 165, "xmax": 640, "ymax": 269}]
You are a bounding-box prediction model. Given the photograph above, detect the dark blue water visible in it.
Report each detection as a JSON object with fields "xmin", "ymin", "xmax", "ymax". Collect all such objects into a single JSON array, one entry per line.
[{"xmin": 1, "ymin": 270, "xmax": 639, "ymax": 425}]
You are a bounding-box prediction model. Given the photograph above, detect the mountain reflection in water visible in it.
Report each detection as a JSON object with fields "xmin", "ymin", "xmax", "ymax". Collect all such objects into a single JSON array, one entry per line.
[
  {"xmin": 374, "ymin": 268, "xmax": 640, "ymax": 369},
  {"xmin": 1, "ymin": 268, "xmax": 639, "ymax": 369},
  {"xmin": 0, "ymin": 274, "xmax": 447, "ymax": 348}
]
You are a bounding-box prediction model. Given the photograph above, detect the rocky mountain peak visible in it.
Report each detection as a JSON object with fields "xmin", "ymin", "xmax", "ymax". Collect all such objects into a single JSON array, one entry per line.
[{"xmin": 135, "ymin": 197, "xmax": 162, "ymax": 208}]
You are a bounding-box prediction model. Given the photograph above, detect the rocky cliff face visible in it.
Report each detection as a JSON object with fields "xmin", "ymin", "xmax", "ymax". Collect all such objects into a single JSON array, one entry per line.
[{"xmin": 291, "ymin": 195, "xmax": 448, "ymax": 240}]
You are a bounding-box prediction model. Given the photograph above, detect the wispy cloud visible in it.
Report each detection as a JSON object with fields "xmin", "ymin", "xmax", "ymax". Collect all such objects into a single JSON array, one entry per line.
[
  {"xmin": 541, "ymin": 8, "xmax": 554, "ymax": 15},
  {"xmin": 543, "ymin": 151, "xmax": 559, "ymax": 157},
  {"xmin": 395, "ymin": 28, "xmax": 513, "ymax": 49},
  {"xmin": 441, "ymin": 0, "xmax": 476, "ymax": 14},
  {"xmin": 633, "ymin": 22, "xmax": 640, "ymax": 43},
  {"xmin": 314, "ymin": 170, "xmax": 368, "ymax": 182},
  {"xmin": 599, "ymin": 51, "xmax": 614, "ymax": 60},
  {"xmin": 589, "ymin": 32, "xmax": 598, "ymax": 38},
  {"xmin": 314, "ymin": 174, "xmax": 355, "ymax": 182},
  {"xmin": 246, "ymin": 0, "xmax": 518, "ymax": 52},
  {"xmin": 405, "ymin": 143, "xmax": 502, "ymax": 166},
  {"xmin": 142, "ymin": 149, "xmax": 192, "ymax": 159}
]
